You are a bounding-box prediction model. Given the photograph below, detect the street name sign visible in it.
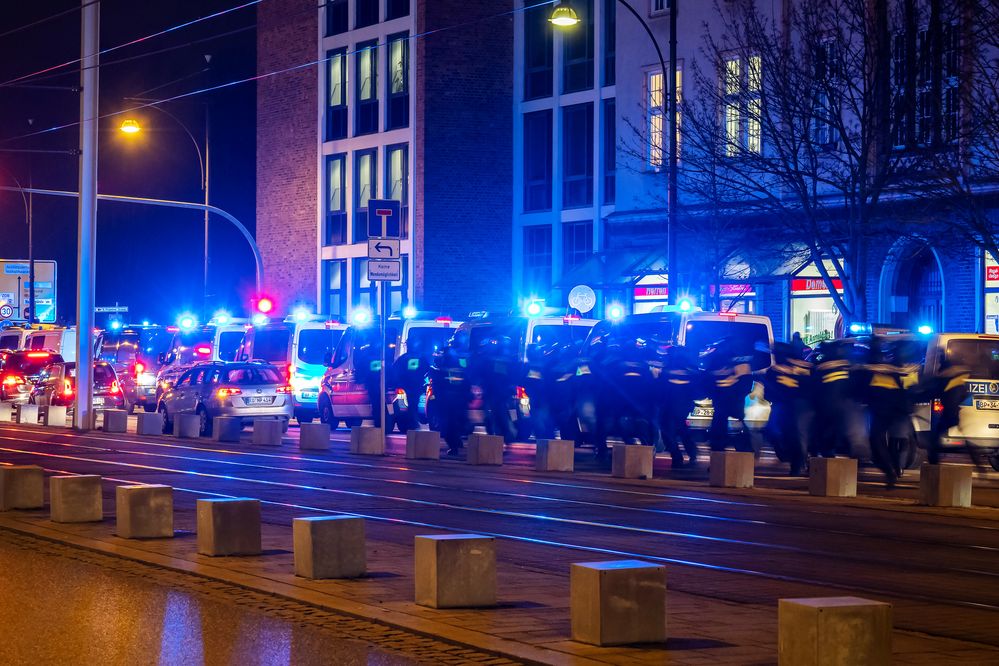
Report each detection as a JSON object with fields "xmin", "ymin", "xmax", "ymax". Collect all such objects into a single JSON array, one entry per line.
[
  {"xmin": 95, "ymin": 306, "xmax": 129, "ymax": 313},
  {"xmin": 366, "ymin": 199, "xmax": 402, "ymax": 238},
  {"xmin": 367, "ymin": 238, "xmax": 400, "ymax": 260},
  {"xmin": 367, "ymin": 260, "xmax": 402, "ymax": 281}
]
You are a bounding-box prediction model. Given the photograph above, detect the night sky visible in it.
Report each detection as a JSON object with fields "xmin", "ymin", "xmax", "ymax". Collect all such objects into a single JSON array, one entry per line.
[{"xmin": 0, "ymin": 0, "xmax": 257, "ymax": 326}]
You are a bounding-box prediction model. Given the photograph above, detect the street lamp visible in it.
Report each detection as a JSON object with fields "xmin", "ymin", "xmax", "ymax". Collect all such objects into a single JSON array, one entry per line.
[
  {"xmin": 119, "ymin": 119, "xmax": 140, "ymax": 134},
  {"xmin": 551, "ymin": 0, "xmax": 679, "ymax": 305}
]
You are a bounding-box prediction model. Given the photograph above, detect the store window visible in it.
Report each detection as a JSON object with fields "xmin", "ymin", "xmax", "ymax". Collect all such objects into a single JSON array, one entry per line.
[
  {"xmin": 986, "ymin": 253, "xmax": 999, "ymax": 334},
  {"xmin": 789, "ymin": 265, "xmax": 843, "ymax": 345}
]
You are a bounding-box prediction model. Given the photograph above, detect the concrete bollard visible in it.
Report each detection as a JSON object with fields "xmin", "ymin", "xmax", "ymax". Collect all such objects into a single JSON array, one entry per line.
[
  {"xmin": 405, "ymin": 430, "xmax": 441, "ymax": 460},
  {"xmin": 173, "ymin": 413, "xmax": 201, "ymax": 439},
  {"xmin": 612, "ymin": 444, "xmax": 654, "ymax": 479},
  {"xmin": 571, "ymin": 560, "xmax": 667, "ymax": 646},
  {"xmin": 299, "ymin": 422, "xmax": 332, "ymax": 450},
  {"xmin": 50, "ymin": 475, "xmax": 103, "ymax": 523},
  {"xmin": 0, "ymin": 465, "xmax": 44, "ymax": 510},
  {"xmin": 196, "ymin": 498, "xmax": 262, "ymax": 556},
  {"xmin": 103, "ymin": 408, "xmax": 128, "ymax": 433},
  {"xmin": 0, "ymin": 402, "xmax": 12, "ymax": 422},
  {"xmin": 808, "ymin": 456, "xmax": 858, "ymax": 497},
  {"xmin": 136, "ymin": 411, "xmax": 164, "ymax": 436},
  {"xmin": 116, "ymin": 485, "xmax": 173, "ymax": 538},
  {"xmin": 16, "ymin": 403, "xmax": 39, "ymax": 425},
  {"xmin": 350, "ymin": 426, "xmax": 385, "ymax": 455},
  {"xmin": 466, "ymin": 432, "xmax": 503, "ymax": 465},
  {"xmin": 42, "ymin": 405, "xmax": 68, "ymax": 428},
  {"xmin": 779, "ymin": 596, "xmax": 891, "ymax": 666},
  {"xmin": 536, "ymin": 439, "xmax": 574, "ymax": 472},
  {"xmin": 415, "ymin": 534, "xmax": 496, "ymax": 608},
  {"xmin": 293, "ymin": 516, "xmax": 366, "ymax": 579},
  {"xmin": 252, "ymin": 419, "xmax": 283, "ymax": 446},
  {"xmin": 213, "ymin": 416, "xmax": 243, "ymax": 443},
  {"xmin": 709, "ymin": 450, "xmax": 755, "ymax": 488},
  {"xmin": 920, "ymin": 463, "xmax": 973, "ymax": 508}
]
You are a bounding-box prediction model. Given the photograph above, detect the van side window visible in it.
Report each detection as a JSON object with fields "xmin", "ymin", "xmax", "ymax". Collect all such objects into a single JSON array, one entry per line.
[
  {"xmin": 333, "ymin": 331, "xmax": 352, "ymax": 367},
  {"xmin": 30, "ymin": 336, "xmax": 45, "ymax": 349}
]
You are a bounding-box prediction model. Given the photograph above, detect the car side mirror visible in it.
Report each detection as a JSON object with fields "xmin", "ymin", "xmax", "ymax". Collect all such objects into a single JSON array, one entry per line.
[
  {"xmin": 324, "ymin": 351, "xmax": 334, "ymax": 366},
  {"xmin": 238, "ymin": 352, "xmax": 249, "ymax": 362}
]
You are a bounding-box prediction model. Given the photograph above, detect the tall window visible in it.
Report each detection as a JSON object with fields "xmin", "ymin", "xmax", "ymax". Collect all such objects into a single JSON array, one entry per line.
[
  {"xmin": 563, "ymin": 221, "xmax": 593, "ymax": 273},
  {"xmin": 812, "ymin": 42, "xmax": 837, "ymax": 148},
  {"xmin": 325, "ymin": 0, "xmax": 347, "ymax": 36},
  {"xmin": 722, "ymin": 55, "xmax": 761, "ymax": 156},
  {"xmin": 386, "ymin": 0, "xmax": 409, "ymax": 20},
  {"xmin": 524, "ymin": 1, "xmax": 553, "ymax": 99},
  {"xmin": 354, "ymin": 149, "xmax": 376, "ymax": 242},
  {"xmin": 746, "ymin": 55, "xmax": 761, "ymax": 153},
  {"xmin": 563, "ymin": 0, "xmax": 594, "ymax": 93},
  {"xmin": 355, "ymin": 0, "xmax": 377, "ymax": 28},
  {"xmin": 603, "ymin": 0, "xmax": 615, "ymax": 86},
  {"xmin": 892, "ymin": 19, "xmax": 960, "ymax": 150},
  {"xmin": 322, "ymin": 259, "xmax": 347, "ymax": 319},
  {"xmin": 523, "ymin": 226, "xmax": 553, "ymax": 295},
  {"xmin": 650, "ymin": 0, "xmax": 667, "ymax": 15},
  {"xmin": 891, "ymin": 33, "xmax": 910, "ymax": 148},
  {"xmin": 386, "ymin": 33, "xmax": 409, "ymax": 130},
  {"xmin": 941, "ymin": 21, "xmax": 960, "ymax": 143},
  {"xmin": 326, "ymin": 49, "xmax": 347, "ymax": 141},
  {"xmin": 603, "ymin": 98, "xmax": 616, "ymax": 203},
  {"xmin": 563, "ymin": 103, "xmax": 594, "ymax": 208},
  {"xmin": 649, "ymin": 71, "xmax": 664, "ymax": 167},
  {"xmin": 385, "ymin": 143, "xmax": 408, "ymax": 239},
  {"xmin": 325, "ymin": 154, "xmax": 347, "ymax": 245},
  {"xmin": 355, "ymin": 41, "xmax": 378, "ymax": 136},
  {"xmin": 523, "ymin": 110, "xmax": 553, "ymax": 211}
]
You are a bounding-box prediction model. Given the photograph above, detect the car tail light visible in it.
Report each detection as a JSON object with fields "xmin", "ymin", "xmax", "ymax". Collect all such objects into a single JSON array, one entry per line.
[
  {"xmin": 286, "ymin": 363, "xmax": 293, "ymax": 383},
  {"xmin": 26, "ymin": 352, "xmax": 50, "ymax": 358},
  {"xmin": 435, "ymin": 316, "xmax": 452, "ymax": 324},
  {"xmin": 110, "ymin": 381, "xmax": 121, "ymax": 395},
  {"xmin": 217, "ymin": 388, "xmax": 242, "ymax": 398},
  {"xmin": 195, "ymin": 345, "xmax": 212, "ymax": 356},
  {"xmin": 133, "ymin": 361, "xmax": 145, "ymax": 377},
  {"xmin": 563, "ymin": 315, "xmax": 580, "ymax": 323},
  {"xmin": 516, "ymin": 386, "xmax": 529, "ymax": 400},
  {"xmin": 932, "ymin": 399, "xmax": 944, "ymax": 414},
  {"xmin": 276, "ymin": 385, "xmax": 293, "ymax": 394},
  {"xmin": 3, "ymin": 375, "xmax": 22, "ymax": 386},
  {"xmin": 63, "ymin": 379, "xmax": 73, "ymax": 396}
]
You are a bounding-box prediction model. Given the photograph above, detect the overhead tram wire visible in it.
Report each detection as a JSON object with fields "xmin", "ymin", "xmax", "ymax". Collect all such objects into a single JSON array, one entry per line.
[
  {"xmin": 0, "ymin": 0, "xmax": 263, "ymax": 89},
  {"xmin": 0, "ymin": 0, "xmax": 99, "ymax": 40},
  {"xmin": 0, "ymin": 0, "xmax": 553, "ymax": 147}
]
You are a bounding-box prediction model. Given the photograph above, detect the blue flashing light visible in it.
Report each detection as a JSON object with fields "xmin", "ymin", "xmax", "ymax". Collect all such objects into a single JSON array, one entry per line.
[
  {"xmin": 352, "ymin": 308, "xmax": 373, "ymax": 326},
  {"xmin": 849, "ymin": 323, "xmax": 864, "ymax": 334},
  {"xmin": 251, "ymin": 313, "xmax": 268, "ymax": 326},
  {"xmin": 525, "ymin": 300, "xmax": 543, "ymax": 317},
  {"xmin": 607, "ymin": 303, "xmax": 625, "ymax": 321},
  {"xmin": 178, "ymin": 314, "xmax": 196, "ymax": 331},
  {"xmin": 141, "ymin": 320, "xmax": 150, "ymax": 327},
  {"xmin": 213, "ymin": 310, "xmax": 231, "ymax": 325},
  {"xmin": 917, "ymin": 324, "xmax": 933, "ymax": 336},
  {"xmin": 293, "ymin": 308, "xmax": 310, "ymax": 323},
  {"xmin": 403, "ymin": 305, "xmax": 418, "ymax": 320},
  {"xmin": 678, "ymin": 298, "xmax": 693, "ymax": 313},
  {"xmin": 109, "ymin": 320, "xmax": 122, "ymax": 331}
]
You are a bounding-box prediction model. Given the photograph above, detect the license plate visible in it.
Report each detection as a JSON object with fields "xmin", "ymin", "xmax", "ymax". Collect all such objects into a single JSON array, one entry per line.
[
  {"xmin": 975, "ymin": 399, "xmax": 999, "ymax": 410},
  {"xmin": 692, "ymin": 407, "xmax": 712, "ymax": 417},
  {"xmin": 300, "ymin": 391, "xmax": 318, "ymax": 400},
  {"xmin": 93, "ymin": 397, "xmax": 105, "ymax": 405},
  {"xmin": 246, "ymin": 396, "xmax": 273, "ymax": 405}
]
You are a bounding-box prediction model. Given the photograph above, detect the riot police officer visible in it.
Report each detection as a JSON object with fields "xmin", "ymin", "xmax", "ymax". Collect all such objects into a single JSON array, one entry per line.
[
  {"xmin": 764, "ymin": 342, "xmax": 813, "ymax": 475},
  {"xmin": 705, "ymin": 338, "xmax": 754, "ymax": 452},
  {"xmin": 660, "ymin": 345, "xmax": 700, "ymax": 467},
  {"xmin": 924, "ymin": 358, "xmax": 969, "ymax": 465}
]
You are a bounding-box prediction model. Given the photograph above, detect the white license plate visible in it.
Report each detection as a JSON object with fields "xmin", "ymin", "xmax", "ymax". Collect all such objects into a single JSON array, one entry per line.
[
  {"xmin": 246, "ymin": 396, "xmax": 273, "ymax": 405},
  {"xmin": 692, "ymin": 407, "xmax": 712, "ymax": 417},
  {"xmin": 300, "ymin": 391, "xmax": 318, "ymax": 400},
  {"xmin": 975, "ymin": 399, "xmax": 999, "ymax": 410},
  {"xmin": 93, "ymin": 397, "xmax": 105, "ymax": 405}
]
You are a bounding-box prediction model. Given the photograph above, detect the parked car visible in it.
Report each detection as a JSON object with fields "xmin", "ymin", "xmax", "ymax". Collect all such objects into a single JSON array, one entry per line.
[
  {"xmin": 96, "ymin": 324, "xmax": 174, "ymax": 412},
  {"xmin": 23, "ymin": 327, "xmax": 78, "ymax": 362},
  {"xmin": 156, "ymin": 361, "xmax": 294, "ymax": 436},
  {"xmin": 31, "ymin": 361, "xmax": 125, "ymax": 411},
  {"xmin": 238, "ymin": 316, "xmax": 347, "ymax": 424},
  {"xmin": 0, "ymin": 350, "xmax": 65, "ymax": 404}
]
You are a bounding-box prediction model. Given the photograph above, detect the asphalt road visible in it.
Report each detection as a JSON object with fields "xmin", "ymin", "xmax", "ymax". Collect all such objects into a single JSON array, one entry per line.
[{"xmin": 1, "ymin": 420, "xmax": 997, "ymax": 651}]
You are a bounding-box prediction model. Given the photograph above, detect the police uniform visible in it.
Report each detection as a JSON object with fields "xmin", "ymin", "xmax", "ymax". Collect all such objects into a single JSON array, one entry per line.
[{"xmin": 765, "ymin": 350, "xmax": 813, "ymax": 474}]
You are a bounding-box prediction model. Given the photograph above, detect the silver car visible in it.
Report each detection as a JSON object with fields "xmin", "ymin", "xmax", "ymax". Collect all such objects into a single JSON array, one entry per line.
[{"xmin": 156, "ymin": 361, "xmax": 293, "ymax": 436}]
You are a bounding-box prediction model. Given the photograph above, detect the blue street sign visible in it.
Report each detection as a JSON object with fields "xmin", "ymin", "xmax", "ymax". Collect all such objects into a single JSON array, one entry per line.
[{"xmin": 367, "ymin": 199, "xmax": 402, "ymax": 239}]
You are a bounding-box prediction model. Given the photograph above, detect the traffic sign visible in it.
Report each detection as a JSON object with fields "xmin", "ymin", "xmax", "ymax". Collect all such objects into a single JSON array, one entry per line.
[
  {"xmin": 95, "ymin": 305, "xmax": 129, "ymax": 313},
  {"xmin": 366, "ymin": 199, "xmax": 402, "ymax": 239},
  {"xmin": 367, "ymin": 238, "xmax": 400, "ymax": 260},
  {"xmin": 568, "ymin": 285, "xmax": 597, "ymax": 313},
  {"xmin": 367, "ymin": 259, "xmax": 401, "ymax": 281},
  {"xmin": 0, "ymin": 304, "xmax": 13, "ymax": 320}
]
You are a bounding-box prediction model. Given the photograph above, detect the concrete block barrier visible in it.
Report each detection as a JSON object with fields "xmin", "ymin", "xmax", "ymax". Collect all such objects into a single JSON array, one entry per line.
[
  {"xmin": 536, "ymin": 439, "xmax": 574, "ymax": 472},
  {"xmin": 293, "ymin": 516, "xmax": 366, "ymax": 579},
  {"xmin": 920, "ymin": 463, "xmax": 973, "ymax": 508},
  {"xmin": 709, "ymin": 451, "xmax": 755, "ymax": 488},
  {"xmin": 779, "ymin": 596, "xmax": 891, "ymax": 666},
  {"xmin": 414, "ymin": 534, "xmax": 496, "ymax": 608},
  {"xmin": 173, "ymin": 413, "xmax": 201, "ymax": 439},
  {"xmin": 808, "ymin": 456, "xmax": 858, "ymax": 497},
  {"xmin": 0, "ymin": 402, "xmax": 12, "ymax": 422},
  {"xmin": 571, "ymin": 560, "xmax": 667, "ymax": 646},
  {"xmin": 466, "ymin": 432, "xmax": 503, "ymax": 465},
  {"xmin": 611, "ymin": 444, "xmax": 654, "ymax": 479},
  {"xmin": 213, "ymin": 416, "xmax": 242, "ymax": 443},
  {"xmin": 116, "ymin": 484, "xmax": 173, "ymax": 538},
  {"xmin": 196, "ymin": 498, "xmax": 261, "ymax": 556},
  {"xmin": 0, "ymin": 465, "xmax": 44, "ymax": 510},
  {"xmin": 50, "ymin": 475, "xmax": 103, "ymax": 523},
  {"xmin": 16, "ymin": 403, "xmax": 39, "ymax": 425},
  {"xmin": 103, "ymin": 408, "xmax": 128, "ymax": 433},
  {"xmin": 299, "ymin": 422, "xmax": 331, "ymax": 450},
  {"xmin": 405, "ymin": 430, "xmax": 441, "ymax": 459},
  {"xmin": 42, "ymin": 405, "xmax": 68, "ymax": 428},
  {"xmin": 136, "ymin": 411, "xmax": 164, "ymax": 436},
  {"xmin": 350, "ymin": 426, "xmax": 385, "ymax": 455},
  {"xmin": 252, "ymin": 419, "xmax": 283, "ymax": 446}
]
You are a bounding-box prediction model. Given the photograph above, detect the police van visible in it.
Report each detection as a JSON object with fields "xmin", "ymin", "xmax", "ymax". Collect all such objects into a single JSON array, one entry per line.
[
  {"xmin": 0, "ymin": 326, "xmax": 35, "ymax": 351},
  {"xmin": 23, "ymin": 327, "xmax": 78, "ymax": 362}
]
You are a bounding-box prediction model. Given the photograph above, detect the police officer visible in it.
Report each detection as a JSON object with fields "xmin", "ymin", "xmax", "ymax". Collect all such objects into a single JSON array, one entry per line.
[
  {"xmin": 765, "ymin": 342, "xmax": 814, "ymax": 475},
  {"xmin": 523, "ymin": 343, "xmax": 554, "ymax": 440},
  {"xmin": 924, "ymin": 358, "xmax": 969, "ymax": 465},
  {"xmin": 481, "ymin": 335, "xmax": 518, "ymax": 443},
  {"xmin": 392, "ymin": 336, "xmax": 431, "ymax": 433},
  {"xmin": 430, "ymin": 343, "xmax": 469, "ymax": 455},
  {"xmin": 660, "ymin": 345, "xmax": 700, "ymax": 467},
  {"xmin": 811, "ymin": 339, "xmax": 862, "ymax": 458},
  {"xmin": 705, "ymin": 338, "xmax": 754, "ymax": 452},
  {"xmin": 862, "ymin": 338, "xmax": 911, "ymax": 488}
]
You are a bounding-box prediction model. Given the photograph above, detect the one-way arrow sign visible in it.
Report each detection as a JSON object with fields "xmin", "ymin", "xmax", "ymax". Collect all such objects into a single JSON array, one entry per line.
[{"xmin": 367, "ymin": 238, "xmax": 400, "ymax": 260}]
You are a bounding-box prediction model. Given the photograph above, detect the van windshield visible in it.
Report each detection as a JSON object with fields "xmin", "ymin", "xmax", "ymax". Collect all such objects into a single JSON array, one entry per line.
[
  {"xmin": 217, "ymin": 331, "xmax": 244, "ymax": 362},
  {"xmin": 529, "ymin": 323, "xmax": 594, "ymax": 349},
  {"xmin": 0, "ymin": 334, "xmax": 20, "ymax": 349},
  {"xmin": 946, "ymin": 339, "xmax": 999, "ymax": 380},
  {"xmin": 297, "ymin": 328, "xmax": 342, "ymax": 365},
  {"xmin": 250, "ymin": 327, "xmax": 291, "ymax": 362},
  {"xmin": 405, "ymin": 327, "xmax": 454, "ymax": 356},
  {"xmin": 685, "ymin": 319, "xmax": 771, "ymax": 371},
  {"xmin": 98, "ymin": 329, "xmax": 172, "ymax": 365}
]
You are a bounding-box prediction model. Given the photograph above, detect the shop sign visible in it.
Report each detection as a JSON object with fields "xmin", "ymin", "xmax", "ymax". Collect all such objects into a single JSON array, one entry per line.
[
  {"xmin": 710, "ymin": 283, "xmax": 756, "ymax": 297},
  {"xmin": 791, "ymin": 277, "xmax": 843, "ymax": 295},
  {"xmin": 986, "ymin": 253, "xmax": 999, "ymax": 288},
  {"xmin": 634, "ymin": 286, "xmax": 669, "ymax": 299}
]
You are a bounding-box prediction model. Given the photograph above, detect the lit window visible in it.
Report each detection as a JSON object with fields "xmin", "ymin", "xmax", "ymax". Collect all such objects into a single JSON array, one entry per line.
[
  {"xmin": 649, "ymin": 71, "xmax": 663, "ymax": 168},
  {"xmin": 722, "ymin": 55, "xmax": 761, "ymax": 155}
]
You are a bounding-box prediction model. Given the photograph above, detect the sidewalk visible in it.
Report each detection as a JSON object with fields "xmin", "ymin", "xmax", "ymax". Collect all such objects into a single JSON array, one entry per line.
[{"xmin": 1, "ymin": 499, "xmax": 995, "ymax": 665}]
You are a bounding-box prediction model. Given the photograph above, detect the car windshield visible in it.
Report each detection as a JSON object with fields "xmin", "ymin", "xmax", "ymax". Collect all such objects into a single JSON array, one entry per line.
[
  {"xmin": 406, "ymin": 327, "xmax": 454, "ymax": 357},
  {"xmin": 6, "ymin": 353, "xmax": 61, "ymax": 376},
  {"xmin": 946, "ymin": 339, "xmax": 999, "ymax": 380},
  {"xmin": 98, "ymin": 328, "xmax": 172, "ymax": 365},
  {"xmin": 172, "ymin": 329, "xmax": 214, "ymax": 364},
  {"xmin": 217, "ymin": 331, "xmax": 244, "ymax": 362},
  {"xmin": 250, "ymin": 327, "xmax": 291, "ymax": 362},
  {"xmin": 529, "ymin": 323, "xmax": 594, "ymax": 348},
  {"xmin": 297, "ymin": 329, "xmax": 341, "ymax": 365},
  {"xmin": 469, "ymin": 323, "xmax": 522, "ymax": 355},
  {"xmin": 219, "ymin": 366, "xmax": 284, "ymax": 385},
  {"xmin": 684, "ymin": 319, "xmax": 772, "ymax": 371}
]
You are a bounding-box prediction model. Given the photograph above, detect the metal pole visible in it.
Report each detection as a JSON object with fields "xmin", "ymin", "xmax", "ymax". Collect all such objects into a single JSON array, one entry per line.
[
  {"xmin": 75, "ymin": 0, "xmax": 99, "ymax": 432},
  {"xmin": 666, "ymin": 0, "xmax": 678, "ymax": 305},
  {"xmin": 27, "ymin": 168, "xmax": 34, "ymax": 325},
  {"xmin": 203, "ymin": 105, "xmax": 210, "ymax": 318},
  {"xmin": 379, "ymin": 281, "xmax": 387, "ymax": 439}
]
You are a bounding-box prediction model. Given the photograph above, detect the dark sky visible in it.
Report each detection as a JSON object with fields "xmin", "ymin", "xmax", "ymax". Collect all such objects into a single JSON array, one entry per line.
[{"xmin": 0, "ymin": 0, "xmax": 257, "ymax": 326}]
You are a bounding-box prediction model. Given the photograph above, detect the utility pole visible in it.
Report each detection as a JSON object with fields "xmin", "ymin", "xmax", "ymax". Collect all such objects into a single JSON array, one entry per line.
[
  {"xmin": 75, "ymin": 0, "xmax": 99, "ymax": 431},
  {"xmin": 27, "ymin": 118, "xmax": 35, "ymax": 326},
  {"xmin": 666, "ymin": 0, "xmax": 678, "ymax": 305}
]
